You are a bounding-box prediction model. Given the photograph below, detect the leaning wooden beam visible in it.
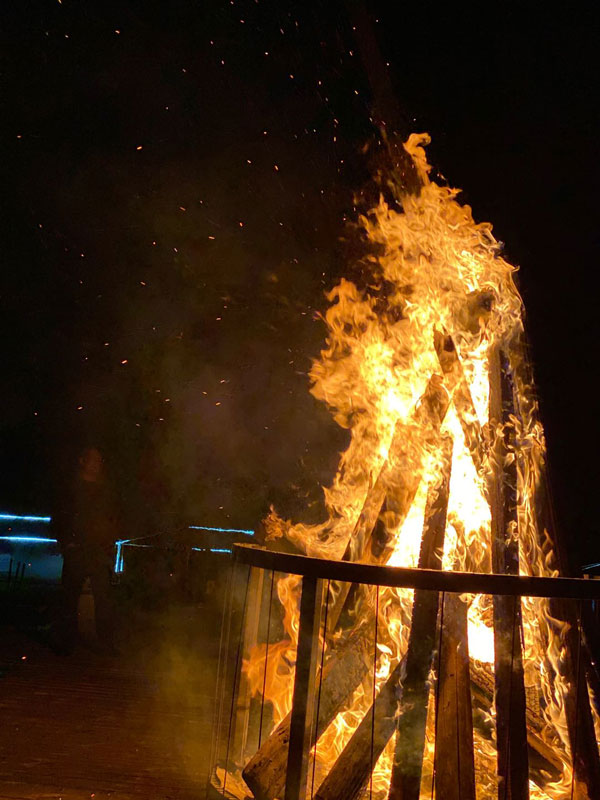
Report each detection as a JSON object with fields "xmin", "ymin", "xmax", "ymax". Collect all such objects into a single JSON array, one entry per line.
[
  {"xmin": 387, "ymin": 435, "xmax": 452, "ymax": 800},
  {"xmin": 242, "ymin": 623, "xmax": 373, "ymax": 800},
  {"xmin": 345, "ymin": 0, "xmax": 422, "ymax": 196},
  {"xmin": 345, "ymin": 374, "xmax": 449, "ymax": 565},
  {"xmin": 433, "ymin": 591, "xmax": 476, "ymax": 800},
  {"xmin": 433, "ymin": 329, "xmax": 485, "ymax": 475},
  {"xmin": 489, "ymin": 346, "xmax": 529, "ymax": 800}
]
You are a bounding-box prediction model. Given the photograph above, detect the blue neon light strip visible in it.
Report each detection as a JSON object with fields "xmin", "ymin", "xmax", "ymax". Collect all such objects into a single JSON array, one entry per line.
[
  {"xmin": 0, "ymin": 513, "xmax": 51, "ymax": 523},
  {"xmin": 189, "ymin": 525, "xmax": 254, "ymax": 535},
  {"xmin": 113, "ymin": 527, "xmax": 244, "ymax": 573},
  {"xmin": 0, "ymin": 536, "xmax": 58, "ymax": 543},
  {"xmin": 115, "ymin": 540, "xmax": 125, "ymax": 573},
  {"xmin": 114, "ymin": 532, "xmax": 162, "ymax": 574}
]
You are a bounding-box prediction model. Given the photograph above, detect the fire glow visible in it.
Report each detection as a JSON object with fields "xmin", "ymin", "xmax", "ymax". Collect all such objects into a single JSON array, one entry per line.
[{"xmin": 234, "ymin": 135, "xmax": 598, "ymax": 800}]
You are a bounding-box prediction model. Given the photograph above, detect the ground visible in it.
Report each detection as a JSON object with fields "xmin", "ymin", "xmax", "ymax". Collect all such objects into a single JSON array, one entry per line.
[{"xmin": 0, "ymin": 584, "xmax": 221, "ymax": 800}]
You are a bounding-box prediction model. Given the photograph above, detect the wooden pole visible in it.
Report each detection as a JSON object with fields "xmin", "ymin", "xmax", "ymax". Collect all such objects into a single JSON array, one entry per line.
[
  {"xmin": 344, "ymin": 0, "xmax": 421, "ymax": 195},
  {"xmin": 489, "ymin": 346, "xmax": 529, "ymax": 800}
]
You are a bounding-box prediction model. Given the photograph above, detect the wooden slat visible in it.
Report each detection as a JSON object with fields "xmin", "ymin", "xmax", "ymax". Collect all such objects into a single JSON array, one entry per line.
[
  {"xmin": 284, "ymin": 577, "xmax": 323, "ymax": 800},
  {"xmin": 232, "ymin": 566, "xmax": 264, "ymax": 764},
  {"xmin": 434, "ymin": 592, "xmax": 476, "ymax": 800},
  {"xmin": 233, "ymin": 545, "xmax": 600, "ymax": 600}
]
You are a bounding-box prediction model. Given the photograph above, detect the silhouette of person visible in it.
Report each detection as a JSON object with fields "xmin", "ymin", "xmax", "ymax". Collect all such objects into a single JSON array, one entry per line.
[{"xmin": 55, "ymin": 447, "xmax": 119, "ymax": 654}]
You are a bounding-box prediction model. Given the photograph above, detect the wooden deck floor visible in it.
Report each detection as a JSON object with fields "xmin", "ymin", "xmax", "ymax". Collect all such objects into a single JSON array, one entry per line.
[{"xmin": 0, "ymin": 604, "xmax": 219, "ymax": 800}]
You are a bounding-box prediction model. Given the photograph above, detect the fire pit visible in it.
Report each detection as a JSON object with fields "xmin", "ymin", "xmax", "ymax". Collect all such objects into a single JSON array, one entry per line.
[
  {"xmin": 208, "ymin": 547, "xmax": 600, "ymax": 800},
  {"xmin": 208, "ymin": 135, "xmax": 600, "ymax": 800}
]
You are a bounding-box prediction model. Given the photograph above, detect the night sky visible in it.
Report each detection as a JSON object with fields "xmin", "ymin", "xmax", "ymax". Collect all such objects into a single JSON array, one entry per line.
[{"xmin": 2, "ymin": 2, "xmax": 599, "ymax": 567}]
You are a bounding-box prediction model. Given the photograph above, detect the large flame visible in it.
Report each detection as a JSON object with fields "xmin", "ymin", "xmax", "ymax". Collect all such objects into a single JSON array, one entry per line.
[{"xmin": 243, "ymin": 134, "xmax": 591, "ymax": 799}]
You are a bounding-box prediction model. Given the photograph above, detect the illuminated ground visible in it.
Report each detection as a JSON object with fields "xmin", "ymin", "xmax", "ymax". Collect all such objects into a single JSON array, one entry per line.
[{"xmin": 0, "ymin": 595, "xmax": 219, "ymax": 799}]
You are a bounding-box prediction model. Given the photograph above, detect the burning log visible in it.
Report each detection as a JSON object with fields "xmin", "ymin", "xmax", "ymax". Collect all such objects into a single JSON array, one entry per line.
[
  {"xmin": 344, "ymin": 374, "xmax": 449, "ymax": 565},
  {"xmin": 489, "ymin": 347, "xmax": 529, "ymax": 800},
  {"xmin": 242, "ymin": 623, "xmax": 373, "ymax": 800}
]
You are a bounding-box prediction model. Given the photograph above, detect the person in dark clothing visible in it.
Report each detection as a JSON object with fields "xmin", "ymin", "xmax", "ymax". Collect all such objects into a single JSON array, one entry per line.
[{"xmin": 54, "ymin": 447, "xmax": 119, "ymax": 654}]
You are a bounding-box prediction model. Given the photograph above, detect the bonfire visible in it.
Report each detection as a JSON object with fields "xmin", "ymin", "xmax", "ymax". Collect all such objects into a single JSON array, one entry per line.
[{"xmin": 210, "ymin": 134, "xmax": 600, "ymax": 800}]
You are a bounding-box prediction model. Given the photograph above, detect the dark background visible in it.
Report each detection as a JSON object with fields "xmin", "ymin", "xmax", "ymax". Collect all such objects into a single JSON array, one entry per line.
[{"xmin": 2, "ymin": 2, "xmax": 599, "ymax": 566}]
